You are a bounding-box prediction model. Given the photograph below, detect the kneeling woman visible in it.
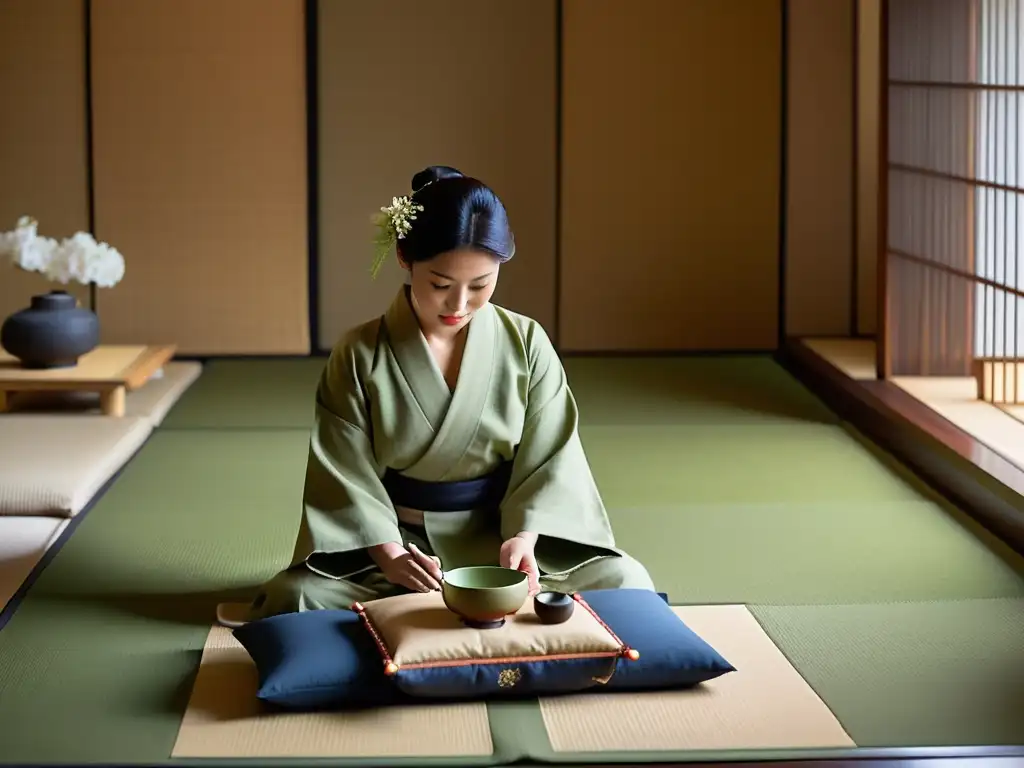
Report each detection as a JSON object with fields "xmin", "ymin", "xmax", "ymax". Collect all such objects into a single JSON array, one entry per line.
[{"xmin": 246, "ymin": 165, "xmax": 655, "ymax": 620}]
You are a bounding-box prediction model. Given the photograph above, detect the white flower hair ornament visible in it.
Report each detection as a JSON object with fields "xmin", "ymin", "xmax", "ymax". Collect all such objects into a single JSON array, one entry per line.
[{"xmin": 370, "ymin": 195, "xmax": 424, "ymax": 279}]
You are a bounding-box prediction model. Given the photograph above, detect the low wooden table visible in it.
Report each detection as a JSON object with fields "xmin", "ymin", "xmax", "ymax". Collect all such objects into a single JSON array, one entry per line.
[{"xmin": 0, "ymin": 344, "xmax": 177, "ymax": 416}]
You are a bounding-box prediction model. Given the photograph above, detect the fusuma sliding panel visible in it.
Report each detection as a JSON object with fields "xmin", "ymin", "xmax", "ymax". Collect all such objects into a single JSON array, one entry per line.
[
  {"xmin": 785, "ymin": 0, "xmax": 855, "ymax": 337},
  {"xmin": 90, "ymin": 0, "xmax": 309, "ymax": 355},
  {"xmin": 316, "ymin": 0, "xmax": 557, "ymax": 350},
  {"xmin": 559, "ymin": 0, "xmax": 781, "ymax": 352},
  {"xmin": 857, "ymin": 0, "xmax": 882, "ymax": 336},
  {"xmin": 0, "ymin": 0, "xmax": 90, "ymax": 318}
]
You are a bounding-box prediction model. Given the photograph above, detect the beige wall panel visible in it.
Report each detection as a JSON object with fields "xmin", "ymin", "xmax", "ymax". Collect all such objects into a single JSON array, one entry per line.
[
  {"xmin": 857, "ymin": 0, "xmax": 881, "ymax": 336},
  {"xmin": 0, "ymin": 0, "xmax": 90, "ymax": 318},
  {"xmin": 785, "ymin": 0, "xmax": 855, "ymax": 337},
  {"xmin": 559, "ymin": 0, "xmax": 781, "ymax": 352},
  {"xmin": 90, "ymin": 0, "xmax": 309, "ymax": 355},
  {"xmin": 316, "ymin": 0, "xmax": 557, "ymax": 350}
]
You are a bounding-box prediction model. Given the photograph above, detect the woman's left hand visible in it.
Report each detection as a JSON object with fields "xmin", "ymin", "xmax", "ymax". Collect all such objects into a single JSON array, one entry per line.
[{"xmin": 500, "ymin": 533, "xmax": 540, "ymax": 596}]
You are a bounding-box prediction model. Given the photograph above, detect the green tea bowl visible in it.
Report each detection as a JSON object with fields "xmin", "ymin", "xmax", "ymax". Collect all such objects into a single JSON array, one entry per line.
[{"xmin": 441, "ymin": 566, "xmax": 529, "ymax": 629}]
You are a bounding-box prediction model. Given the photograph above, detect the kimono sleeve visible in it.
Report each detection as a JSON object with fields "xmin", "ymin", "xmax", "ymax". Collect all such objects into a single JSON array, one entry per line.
[
  {"xmin": 290, "ymin": 329, "xmax": 404, "ymax": 569},
  {"xmin": 498, "ymin": 321, "xmax": 619, "ymax": 553}
]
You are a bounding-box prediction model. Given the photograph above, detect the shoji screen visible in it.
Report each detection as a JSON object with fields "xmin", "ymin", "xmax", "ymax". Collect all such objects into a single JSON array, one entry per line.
[
  {"xmin": 882, "ymin": 0, "xmax": 982, "ymax": 376},
  {"xmin": 315, "ymin": 1, "xmax": 557, "ymax": 350},
  {"xmin": 0, "ymin": 0, "xmax": 90, "ymax": 318},
  {"xmin": 559, "ymin": 0, "xmax": 782, "ymax": 352},
  {"xmin": 89, "ymin": 0, "xmax": 310, "ymax": 355}
]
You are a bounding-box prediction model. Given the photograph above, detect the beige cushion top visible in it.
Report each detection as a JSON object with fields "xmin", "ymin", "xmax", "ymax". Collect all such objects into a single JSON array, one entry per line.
[
  {"xmin": 359, "ymin": 591, "xmax": 624, "ymax": 668},
  {"xmin": 0, "ymin": 415, "xmax": 152, "ymax": 517},
  {"xmin": 4, "ymin": 361, "xmax": 202, "ymax": 425},
  {"xmin": 0, "ymin": 516, "xmax": 69, "ymax": 612}
]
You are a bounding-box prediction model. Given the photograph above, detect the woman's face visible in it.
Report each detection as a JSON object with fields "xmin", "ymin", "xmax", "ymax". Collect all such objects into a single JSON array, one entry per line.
[{"xmin": 400, "ymin": 248, "xmax": 500, "ymax": 337}]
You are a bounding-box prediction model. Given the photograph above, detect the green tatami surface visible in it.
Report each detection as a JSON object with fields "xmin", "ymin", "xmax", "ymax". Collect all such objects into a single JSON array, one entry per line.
[
  {"xmin": 26, "ymin": 430, "xmax": 310, "ymax": 597},
  {"xmin": 163, "ymin": 354, "xmax": 836, "ymax": 430},
  {"xmin": 565, "ymin": 356, "xmax": 838, "ymax": 426},
  {"xmin": 0, "ymin": 355, "xmax": 1022, "ymax": 763},
  {"xmin": 161, "ymin": 357, "xmax": 327, "ymax": 429},
  {"xmin": 750, "ymin": 598, "xmax": 1024, "ymax": 746},
  {"xmin": 582, "ymin": 422, "xmax": 926, "ymax": 506},
  {"xmin": 612, "ymin": 500, "xmax": 1024, "ymax": 605}
]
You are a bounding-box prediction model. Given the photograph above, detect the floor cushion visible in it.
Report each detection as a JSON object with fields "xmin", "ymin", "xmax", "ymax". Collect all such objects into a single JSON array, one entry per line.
[
  {"xmin": 231, "ymin": 589, "xmax": 732, "ymax": 710},
  {"xmin": 233, "ymin": 607, "xmax": 405, "ymax": 710},
  {"xmin": 0, "ymin": 415, "xmax": 153, "ymax": 517},
  {"xmin": 0, "ymin": 516, "xmax": 69, "ymax": 613},
  {"xmin": 353, "ymin": 590, "xmax": 636, "ymax": 699},
  {"xmin": 579, "ymin": 588, "xmax": 736, "ymax": 689}
]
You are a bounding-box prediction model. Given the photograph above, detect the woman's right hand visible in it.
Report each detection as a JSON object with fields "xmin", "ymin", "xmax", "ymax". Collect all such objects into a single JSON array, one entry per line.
[{"xmin": 369, "ymin": 541, "xmax": 443, "ymax": 592}]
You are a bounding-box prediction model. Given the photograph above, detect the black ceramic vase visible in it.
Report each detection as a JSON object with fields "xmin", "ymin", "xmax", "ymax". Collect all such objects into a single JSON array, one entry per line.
[{"xmin": 0, "ymin": 291, "xmax": 100, "ymax": 369}]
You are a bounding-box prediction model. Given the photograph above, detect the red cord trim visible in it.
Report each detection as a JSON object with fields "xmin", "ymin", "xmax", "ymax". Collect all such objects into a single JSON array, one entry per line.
[
  {"xmin": 572, "ymin": 593, "xmax": 637, "ymax": 660},
  {"xmin": 350, "ymin": 601, "xmax": 395, "ymax": 671}
]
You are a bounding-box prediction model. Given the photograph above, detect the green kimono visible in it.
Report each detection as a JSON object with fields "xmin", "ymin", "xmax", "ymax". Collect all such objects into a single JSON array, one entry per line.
[{"xmin": 248, "ymin": 287, "xmax": 654, "ymax": 620}]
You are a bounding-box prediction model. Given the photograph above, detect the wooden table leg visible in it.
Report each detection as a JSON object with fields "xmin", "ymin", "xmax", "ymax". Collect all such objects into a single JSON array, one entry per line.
[
  {"xmin": 99, "ymin": 386, "xmax": 126, "ymax": 417},
  {"xmin": 0, "ymin": 389, "xmax": 7, "ymax": 413}
]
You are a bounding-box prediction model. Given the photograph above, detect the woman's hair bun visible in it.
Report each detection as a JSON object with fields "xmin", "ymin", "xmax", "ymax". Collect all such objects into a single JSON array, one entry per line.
[
  {"xmin": 399, "ymin": 164, "xmax": 515, "ymax": 265},
  {"xmin": 411, "ymin": 165, "xmax": 464, "ymax": 192}
]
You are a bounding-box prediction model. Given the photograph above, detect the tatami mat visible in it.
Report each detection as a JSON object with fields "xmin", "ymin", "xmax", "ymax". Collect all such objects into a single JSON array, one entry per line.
[
  {"xmin": 172, "ymin": 626, "xmax": 494, "ymax": 760},
  {"xmin": 23, "ymin": 430, "xmax": 311, "ymax": 597},
  {"xmin": 581, "ymin": 422, "xmax": 926, "ymax": 507},
  {"xmin": 1, "ymin": 356, "xmax": 1022, "ymax": 763},
  {"xmin": 751, "ymin": 598, "xmax": 1024, "ymax": 746},
  {"xmin": 539, "ymin": 605, "xmax": 853, "ymax": 754},
  {"xmin": 162, "ymin": 355, "xmax": 836, "ymax": 430},
  {"xmin": 160, "ymin": 358, "xmax": 327, "ymax": 429},
  {"xmin": 610, "ymin": 501, "xmax": 1024, "ymax": 605},
  {"xmin": 172, "ymin": 605, "xmax": 853, "ymax": 761},
  {"xmin": 564, "ymin": 355, "xmax": 837, "ymax": 425}
]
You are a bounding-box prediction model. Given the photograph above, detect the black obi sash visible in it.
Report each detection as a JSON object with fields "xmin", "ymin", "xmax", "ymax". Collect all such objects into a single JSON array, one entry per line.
[{"xmin": 381, "ymin": 462, "xmax": 513, "ymax": 513}]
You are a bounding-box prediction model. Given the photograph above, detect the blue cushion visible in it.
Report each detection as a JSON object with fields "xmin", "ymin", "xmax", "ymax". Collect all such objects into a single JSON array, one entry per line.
[
  {"xmin": 578, "ymin": 588, "xmax": 735, "ymax": 690},
  {"xmin": 387, "ymin": 656, "xmax": 623, "ymax": 699},
  {"xmin": 233, "ymin": 608, "xmax": 403, "ymax": 710},
  {"xmin": 233, "ymin": 589, "xmax": 730, "ymax": 710}
]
